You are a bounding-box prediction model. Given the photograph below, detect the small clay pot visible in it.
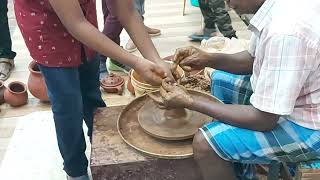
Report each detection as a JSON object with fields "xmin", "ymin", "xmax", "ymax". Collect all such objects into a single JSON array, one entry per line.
[
  {"xmin": 0, "ymin": 80, "xmax": 5, "ymax": 105},
  {"xmin": 28, "ymin": 61, "xmax": 49, "ymax": 102},
  {"xmin": 4, "ymin": 81, "xmax": 28, "ymax": 107},
  {"xmin": 130, "ymin": 61, "xmax": 185, "ymax": 97},
  {"xmin": 100, "ymin": 73, "xmax": 124, "ymax": 95}
]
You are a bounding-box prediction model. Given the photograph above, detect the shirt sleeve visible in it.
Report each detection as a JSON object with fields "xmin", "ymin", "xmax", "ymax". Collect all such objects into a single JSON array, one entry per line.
[{"xmin": 250, "ymin": 35, "xmax": 317, "ymax": 115}]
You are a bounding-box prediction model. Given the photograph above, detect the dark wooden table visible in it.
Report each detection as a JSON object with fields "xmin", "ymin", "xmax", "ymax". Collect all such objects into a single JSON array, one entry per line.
[{"xmin": 90, "ymin": 106, "xmax": 202, "ymax": 180}]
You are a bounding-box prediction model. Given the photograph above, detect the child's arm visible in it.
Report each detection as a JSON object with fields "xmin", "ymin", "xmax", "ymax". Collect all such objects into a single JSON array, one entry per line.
[
  {"xmin": 113, "ymin": 0, "xmax": 162, "ymax": 65},
  {"xmin": 48, "ymin": 0, "xmax": 167, "ymax": 85},
  {"xmin": 112, "ymin": 0, "xmax": 176, "ymax": 81}
]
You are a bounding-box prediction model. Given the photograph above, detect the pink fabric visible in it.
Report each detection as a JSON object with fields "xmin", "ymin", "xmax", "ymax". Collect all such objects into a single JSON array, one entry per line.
[
  {"xmin": 248, "ymin": 0, "xmax": 320, "ymax": 129},
  {"xmin": 14, "ymin": 0, "xmax": 98, "ymax": 67}
]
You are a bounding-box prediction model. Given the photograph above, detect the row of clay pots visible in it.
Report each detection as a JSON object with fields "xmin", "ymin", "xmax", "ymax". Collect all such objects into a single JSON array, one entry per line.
[
  {"xmin": 0, "ymin": 80, "xmax": 28, "ymax": 107},
  {"xmin": 0, "ymin": 61, "xmax": 49, "ymax": 107}
]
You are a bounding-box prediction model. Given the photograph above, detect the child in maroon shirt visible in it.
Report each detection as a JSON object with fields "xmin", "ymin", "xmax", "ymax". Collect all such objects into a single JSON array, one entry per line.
[{"xmin": 14, "ymin": 0, "xmax": 173, "ymax": 179}]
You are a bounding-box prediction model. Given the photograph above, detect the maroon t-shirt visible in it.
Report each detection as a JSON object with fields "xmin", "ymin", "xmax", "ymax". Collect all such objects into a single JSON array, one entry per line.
[{"xmin": 14, "ymin": 0, "xmax": 98, "ymax": 67}]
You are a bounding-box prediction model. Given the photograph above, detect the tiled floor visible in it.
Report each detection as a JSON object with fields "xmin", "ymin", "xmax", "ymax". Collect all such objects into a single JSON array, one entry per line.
[
  {"xmin": 0, "ymin": 111, "xmax": 91, "ymax": 180},
  {"xmin": 0, "ymin": 0, "xmax": 250, "ymax": 166}
]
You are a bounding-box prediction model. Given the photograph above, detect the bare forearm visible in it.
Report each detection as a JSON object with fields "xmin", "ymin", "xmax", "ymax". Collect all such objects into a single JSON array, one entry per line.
[
  {"xmin": 115, "ymin": 0, "xmax": 162, "ymax": 63},
  {"xmin": 188, "ymin": 96, "xmax": 279, "ymax": 131},
  {"xmin": 68, "ymin": 21, "xmax": 140, "ymax": 67},
  {"xmin": 207, "ymin": 51, "xmax": 254, "ymax": 75}
]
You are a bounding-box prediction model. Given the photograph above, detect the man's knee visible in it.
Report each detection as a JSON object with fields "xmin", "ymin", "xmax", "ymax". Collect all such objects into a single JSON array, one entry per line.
[{"xmin": 193, "ymin": 131, "xmax": 214, "ymax": 159}]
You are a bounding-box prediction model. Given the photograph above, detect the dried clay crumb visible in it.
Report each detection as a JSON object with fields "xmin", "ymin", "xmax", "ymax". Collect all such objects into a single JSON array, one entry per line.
[{"xmin": 180, "ymin": 74, "xmax": 211, "ymax": 93}]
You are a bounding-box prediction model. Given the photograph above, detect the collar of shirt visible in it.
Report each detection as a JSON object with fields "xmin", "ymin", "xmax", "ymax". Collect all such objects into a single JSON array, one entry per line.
[{"xmin": 248, "ymin": 0, "xmax": 275, "ymax": 36}]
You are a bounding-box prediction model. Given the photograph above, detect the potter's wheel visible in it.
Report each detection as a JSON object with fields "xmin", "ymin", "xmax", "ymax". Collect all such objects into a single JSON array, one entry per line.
[
  {"xmin": 117, "ymin": 90, "xmax": 221, "ymax": 159},
  {"xmin": 138, "ymin": 99, "xmax": 211, "ymax": 140}
]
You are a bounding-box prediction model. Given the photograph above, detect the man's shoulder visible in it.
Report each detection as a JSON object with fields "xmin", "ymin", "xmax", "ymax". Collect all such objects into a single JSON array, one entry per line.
[
  {"xmin": 265, "ymin": 18, "xmax": 320, "ymax": 49},
  {"xmin": 266, "ymin": 0, "xmax": 320, "ymax": 44}
]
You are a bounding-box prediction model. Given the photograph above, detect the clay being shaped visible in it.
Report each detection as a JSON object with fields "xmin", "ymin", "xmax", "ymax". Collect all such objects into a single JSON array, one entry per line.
[
  {"xmin": 163, "ymin": 55, "xmax": 204, "ymax": 76},
  {"xmin": 138, "ymin": 97, "xmax": 212, "ymax": 140}
]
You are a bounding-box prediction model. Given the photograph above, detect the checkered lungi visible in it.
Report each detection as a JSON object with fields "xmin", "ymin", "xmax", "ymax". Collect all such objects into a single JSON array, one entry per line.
[{"xmin": 201, "ymin": 70, "xmax": 320, "ymax": 178}]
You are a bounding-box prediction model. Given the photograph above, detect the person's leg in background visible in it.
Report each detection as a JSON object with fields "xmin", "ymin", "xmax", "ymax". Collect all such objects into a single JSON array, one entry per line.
[
  {"xmin": 0, "ymin": 0, "xmax": 15, "ymax": 81},
  {"xmin": 125, "ymin": 0, "xmax": 161, "ymax": 52},
  {"xmin": 134, "ymin": 0, "xmax": 145, "ymax": 18},
  {"xmin": 38, "ymin": 55, "xmax": 105, "ymax": 180},
  {"xmin": 208, "ymin": 0, "xmax": 237, "ymax": 38},
  {"xmin": 189, "ymin": 0, "xmax": 218, "ymax": 41},
  {"xmin": 102, "ymin": 0, "xmax": 122, "ymax": 46},
  {"xmin": 100, "ymin": 0, "xmax": 121, "ymax": 78},
  {"xmin": 134, "ymin": 0, "xmax": 160, "ymax": 36},
  {"xmin": 101, "ymin": 0, "xmax": 131, "ymax": 74}
]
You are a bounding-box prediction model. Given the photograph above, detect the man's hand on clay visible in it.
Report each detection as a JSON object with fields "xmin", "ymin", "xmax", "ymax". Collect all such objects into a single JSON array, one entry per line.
[
  {"xmin": 149, "ymin": 78, "xmax": 193, "ymax": 109},
  {"xmin": 172, "ymin": 46, "xmax": 210, "ymax": 72},
  {"xmin": 157, "ymin": 61, "xmax": 181, "ymax": 83}
]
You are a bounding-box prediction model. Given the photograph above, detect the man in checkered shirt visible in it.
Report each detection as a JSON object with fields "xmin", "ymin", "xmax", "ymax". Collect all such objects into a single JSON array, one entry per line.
[{"xmin": 155, "ymin": 0, "xmax": 320, "ymax": 179}]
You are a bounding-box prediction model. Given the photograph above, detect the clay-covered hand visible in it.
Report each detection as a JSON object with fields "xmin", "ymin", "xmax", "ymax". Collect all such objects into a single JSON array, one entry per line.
[
  {"xmin": 149, "ymin": 78, "xmax": 194, "ymax": 109},
  {"xmin": 134, "ymin": 59, "xmax": 167, "ymax": 86},
  {"xmin": 157, "ymin": 61, "xmax": 181, "ymax": 83},
  {"xmin": 171, "ymin": 46, "xmax": 210, "ymax": 72}
]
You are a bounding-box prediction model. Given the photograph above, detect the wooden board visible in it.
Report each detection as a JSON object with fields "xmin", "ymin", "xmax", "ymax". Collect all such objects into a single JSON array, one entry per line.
[{"xmin": 91, "ymin": 106, "xmax": 202, "ymax": 180}]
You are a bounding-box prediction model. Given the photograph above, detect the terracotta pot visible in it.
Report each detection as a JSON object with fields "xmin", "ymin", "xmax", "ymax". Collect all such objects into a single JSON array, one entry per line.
[
  {"xmin": 28, "ymin": 61, "xmax": 49, "ymax": 102},
  {"xmin": 0, "ymin": 80, "xmax": 5, "ymax": 105},
  {"xmin": 127, "ymin": 70, "xmax": 135, "ymax": 95},
  {"xmin": 100, "ymin": 73, "xmax": 124, "ymax": 95},
  {"xmin": 131, "ymin": 61, "xmax": 185, "ymax": 97},
  {"xmin": 4, "ymin": 81, "xmax": 28, "ymax": 107}
]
